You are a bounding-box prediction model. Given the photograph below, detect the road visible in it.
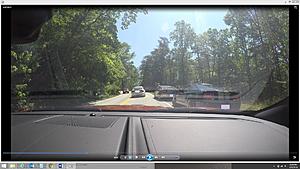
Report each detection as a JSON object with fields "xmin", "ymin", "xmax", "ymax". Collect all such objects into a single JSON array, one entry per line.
[{"xmin": 89, "ymin": 92, "xmax": 173, "ymax": 108}]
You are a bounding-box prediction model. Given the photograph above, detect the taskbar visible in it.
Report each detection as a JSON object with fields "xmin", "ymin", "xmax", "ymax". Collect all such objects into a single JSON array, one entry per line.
[{"xmin": 0, "ymin": 163, "xmax": 299, "ymax": 169}]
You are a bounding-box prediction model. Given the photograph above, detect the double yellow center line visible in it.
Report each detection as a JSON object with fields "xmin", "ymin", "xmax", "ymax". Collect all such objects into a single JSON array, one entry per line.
[{"xmin": 120, "ymin": 97, "xmax": 130, "ymax": 105}]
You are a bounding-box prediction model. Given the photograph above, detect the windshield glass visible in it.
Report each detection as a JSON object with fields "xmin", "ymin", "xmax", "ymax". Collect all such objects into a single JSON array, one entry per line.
[
  {"xmin": 11, "ymin": 7, "xmax": 289, "ymax": 113},
  {"xmin": 133, "ymin": 86, "xmax": 144, "ymax": 90}
]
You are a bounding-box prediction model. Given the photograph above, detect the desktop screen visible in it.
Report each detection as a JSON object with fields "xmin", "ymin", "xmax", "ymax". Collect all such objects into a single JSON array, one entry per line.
[{"xmin": 1, "ymin": 5, "xmax": 299, "ymax": 161}]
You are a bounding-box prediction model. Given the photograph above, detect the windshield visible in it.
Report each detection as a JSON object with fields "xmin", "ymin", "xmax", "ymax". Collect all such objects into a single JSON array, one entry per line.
[
  {"xmin": 133, "ymin": 86, "xmax": 144, "ymax": 90},
  {"xmin": 11, "ymin": 7, "xmax": 289, "ymax": 113}
]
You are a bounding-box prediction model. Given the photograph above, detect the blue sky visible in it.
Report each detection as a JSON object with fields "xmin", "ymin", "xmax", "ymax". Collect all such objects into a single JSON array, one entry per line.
[{"xmin": 117, "ymin": 8, "xmax": 229, "ymax": 68}]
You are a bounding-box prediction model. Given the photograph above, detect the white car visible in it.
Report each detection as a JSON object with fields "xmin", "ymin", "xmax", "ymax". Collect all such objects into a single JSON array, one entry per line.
[{"xmin": 131, "ymin": 86, "xmax": 146, "ymax": 97}]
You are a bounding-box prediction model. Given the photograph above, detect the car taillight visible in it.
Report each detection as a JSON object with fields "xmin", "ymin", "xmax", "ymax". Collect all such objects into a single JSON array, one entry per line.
[
  {"xmin": 230, "ymin": 94, "xmax": 240, "ymax": 100},
  {"xmin": 202, "ymin": 91, "xmax": 216, "ymax": 100}
]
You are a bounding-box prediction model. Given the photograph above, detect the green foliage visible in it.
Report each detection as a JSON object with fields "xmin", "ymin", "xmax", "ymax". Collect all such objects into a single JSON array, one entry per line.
[
  {"xmin": 170, "ymin": 21, "xmax": 196, "ymax": 86},
  {"xmin": 14, "ymin": 84, "xmax": 33, "ymax": 111},
  {"xmin": 140, "ymin": 37, "xmax": 171, "ymax": 88},
  {"xmin": 11, "ymin": 49, "xmax": 39, "ymax": 111}
]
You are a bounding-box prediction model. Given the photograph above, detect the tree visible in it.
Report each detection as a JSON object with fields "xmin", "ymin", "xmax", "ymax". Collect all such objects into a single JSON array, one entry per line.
[
  {"xmin": 139, "ymin": 37, "xmax": 171, "ymax": 89},
  {"xmin": 170, "ymin": 20, "xmax": 196, "ymax": 87}
]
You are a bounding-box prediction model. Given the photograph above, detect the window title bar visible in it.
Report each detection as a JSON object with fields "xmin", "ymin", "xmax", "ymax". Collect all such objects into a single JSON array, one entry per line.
[{"xmin": 1, "ymin": 0, "xmax": 299, "ymax": 5}]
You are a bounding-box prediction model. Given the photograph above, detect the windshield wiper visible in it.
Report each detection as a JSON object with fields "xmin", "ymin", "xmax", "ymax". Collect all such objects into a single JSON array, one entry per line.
[{"xmin": 93, "ymin": 106, "xmax": 250, "ymax": 116}]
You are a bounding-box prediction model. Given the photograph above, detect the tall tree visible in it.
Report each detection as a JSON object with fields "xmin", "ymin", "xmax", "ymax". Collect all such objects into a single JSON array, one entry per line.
[{"xmin": 170, "ymin": 20, "xmax": 196, "ymax": 87}]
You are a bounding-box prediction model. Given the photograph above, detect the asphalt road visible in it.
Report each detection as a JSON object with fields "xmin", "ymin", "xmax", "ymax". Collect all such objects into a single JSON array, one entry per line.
[{"xmin": 89, "ymin": 92, "xmax": 173, "ymax": 108}]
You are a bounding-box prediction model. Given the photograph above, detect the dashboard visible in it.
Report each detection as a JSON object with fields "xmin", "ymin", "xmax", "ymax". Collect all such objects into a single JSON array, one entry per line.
[{"xmin": 11, "ymin": 111, "xmax": 289, "ymax": 160}]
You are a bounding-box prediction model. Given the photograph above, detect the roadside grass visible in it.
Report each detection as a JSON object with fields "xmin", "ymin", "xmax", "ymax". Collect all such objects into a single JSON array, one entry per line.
[
  {"xmin": 240, "ymin": 102, "xmax": 273, "ymax": 111},
  {"xmin": 90, "ymin": 93, "xmax": 119, "ymax": 101}
]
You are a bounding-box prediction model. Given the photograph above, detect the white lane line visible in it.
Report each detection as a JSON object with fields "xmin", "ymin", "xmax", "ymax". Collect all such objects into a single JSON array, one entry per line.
[{"xmin": 33, "ymin": 115, "xmax": 64, "ymax": 123}]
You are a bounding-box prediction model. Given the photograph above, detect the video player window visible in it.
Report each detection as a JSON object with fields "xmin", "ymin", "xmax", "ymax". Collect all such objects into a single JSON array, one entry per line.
[{"xmin": 1, "ymin": 5, "xmax": 298, "ymax": 161}]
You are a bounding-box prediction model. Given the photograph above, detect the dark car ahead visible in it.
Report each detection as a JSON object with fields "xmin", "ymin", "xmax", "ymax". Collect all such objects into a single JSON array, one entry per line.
[
  {"xmin": 173, "ymin": 83, "xmax": 241, "ymax": 111},
  {"xmin": 131, "ymin": 86, "xmax": 146, "ymax": 97},
  {"xmin": 154, "ymin": 85, "xmax": 178, "ymax": 101}
]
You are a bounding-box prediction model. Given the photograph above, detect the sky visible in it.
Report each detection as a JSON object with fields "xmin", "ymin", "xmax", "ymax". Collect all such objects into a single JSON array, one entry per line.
[{"xmin": 117, "ymin": 8, "xmax": 229, "ymax": 68}]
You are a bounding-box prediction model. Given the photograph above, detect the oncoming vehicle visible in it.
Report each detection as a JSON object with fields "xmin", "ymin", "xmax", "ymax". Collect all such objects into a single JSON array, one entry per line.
[
  {"xmin": 131, "ymin": 86, "xmax": 146, "ymax": 97},
  {"xmin": 173, "ymin": 83, "xmax": 241, "ymax": 111},
  {"xmin": 154, "ymin": 85, "xmax": 178, "ymax": 101}
]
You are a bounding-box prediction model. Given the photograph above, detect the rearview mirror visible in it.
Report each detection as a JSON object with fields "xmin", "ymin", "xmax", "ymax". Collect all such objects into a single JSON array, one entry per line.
[{"xmin": 11, "ymin": 8, "xmax": 52, "ymax": 44}]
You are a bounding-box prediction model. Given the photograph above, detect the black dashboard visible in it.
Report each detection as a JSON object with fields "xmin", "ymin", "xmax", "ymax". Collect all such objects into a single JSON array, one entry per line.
[{"xmin": 11, "ymin": 111, "xmax": 289, "ymax": 161}]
